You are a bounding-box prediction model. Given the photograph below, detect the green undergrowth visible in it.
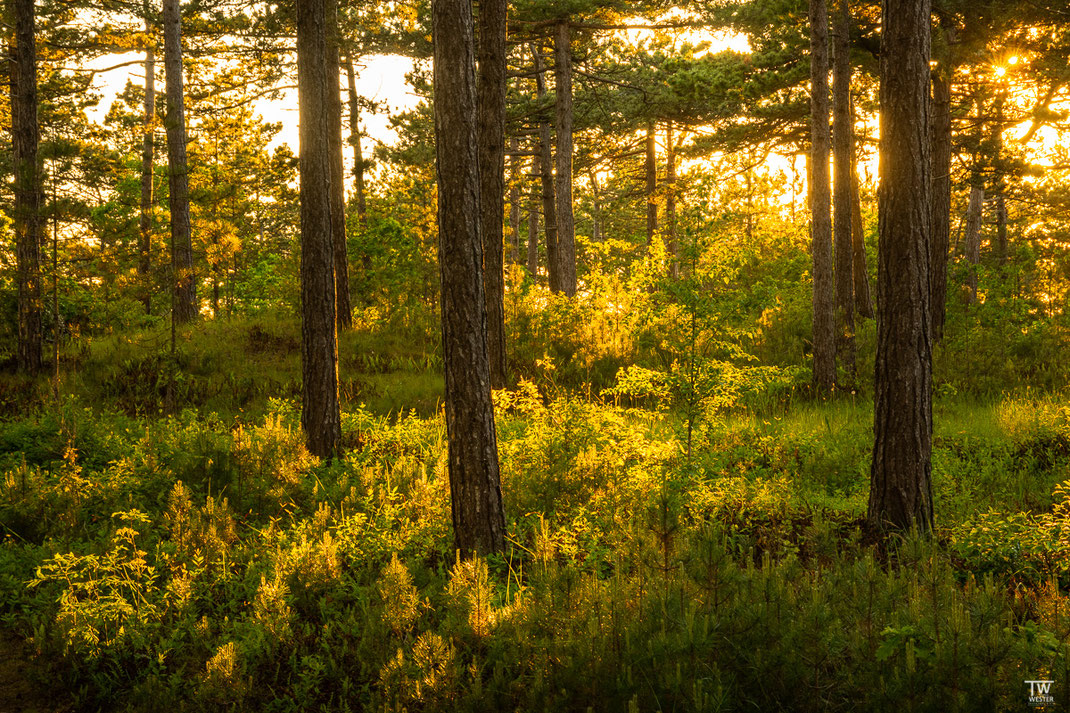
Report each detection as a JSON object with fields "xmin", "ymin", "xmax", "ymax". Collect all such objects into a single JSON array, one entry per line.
[{"xmin": 2, "ymin": 390, "xmax": 1070, "ymax": 710}]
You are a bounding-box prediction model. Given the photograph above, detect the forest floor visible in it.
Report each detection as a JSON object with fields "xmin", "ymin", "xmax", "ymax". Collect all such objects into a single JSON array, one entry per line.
[{"xmin": 0, "ymin": 631, "xmax": 64, "ymax": 713}]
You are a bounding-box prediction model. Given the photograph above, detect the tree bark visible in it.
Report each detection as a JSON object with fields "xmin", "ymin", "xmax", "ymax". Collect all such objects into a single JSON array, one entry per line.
[
  {"xmin": 478, "ymin": 0, "xmax": 508, "ymax": 388},
  {"xmin": 849, "ymin": 161, "xmax": 873, "ymax": 318},
  {"xmin": 163, "ymin": 0, "xmax": 197, "ymax": 322},
  {"xmin": 645, "ymin": 123, "xmax": 657, "ymax": 245},
  {"xmin": 868, "ymin": 0, "xmax": 933, "ymax": 534},
  {"xmin": 832, "ymin": 0, "xmax": 854, "ymax": 382},
  {"xmin": 326, "ymin": 0, "xmax": 351, "ymax": 331},
  {"xmin": 432, "ymin": 0, "xmax": 507, "ymax": 556},
  {"xmin": 532, "ymin": 44, "xmax": 559, "ymax": 290},
  {"xmin": 344, "ymin": 52, "xmax": 368, "ymax": 230},
  {"xmin": 929, "ymin": 58, "xmax": 952, "ymax": 340},
  {"xmin": 527, "ymin": 141, "xmax": 541, "ymax": 277},
  {"xmin": 588, "ymin": 168, "xmax": 603, "ymax": 243},
  {"xmin": 139, "ymin": 8, "xmax": 155, "ymax": 316},
  {"xmin": 553, "ymin": 20, "xmax": 577, "ymax": 296},
  {"xmin": 665, "ymin": 121, "xmax": 679, "ymax": 279},
  {"xmin": 963, "ymin": 181, "xmax": 984, "ymax": 304},
  {"xmin": 296, "ymin": 0, "xmax": 341, "ymax": 459},
  {"xmin": 11, "ymin": 0, "xmax": 41, "ymax": 374},
  {"xmin": 809, "ymin": 0, "xmax": 835, "ymax": 392},
  {"xmin": 996, "ymin": 194, "xmax": 1007, "ymax": 262}
]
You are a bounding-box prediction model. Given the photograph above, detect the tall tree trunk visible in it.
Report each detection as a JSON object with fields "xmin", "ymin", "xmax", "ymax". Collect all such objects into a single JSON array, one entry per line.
[
  {"xmin": 849, "ymin": 95, "xmax": 874, "ymax": 318},
  {"xmin": 929, "ymin": 61, "xmax": 952, "ymax": 339},
  {"xmin": 809, "ymin": 0, "xmax": 835, "ymax": 392},
  {"xmin": 527, "ymin": 142, "xmax": 541, "ymax": 277},
  {"xmin": 326, "ymin": 0, "xmax": 351, "ymax": 331},
  {"xmin": 665, "ymin": 121, "xmax": 679, "ymax": 279},
  {"xmin": 163, "ymin": 0, "xmax": 196, "ymax": 322},
  {"xmin": 868, "ymin": 0, "xmax": 933, "ymax": 534},
  {"xmin": 509, "ymin": 137, "xmax": 521, "ymax": 262},
  {"xmin": 996, "ymin": 194, "xmax": 1007, "ymax": 262},
  {"xmin": 432, "ymin": 0, "xmax": 507, "ymax": 556},
  {"xmin": 296, "ymin": 0, "xmax": 341, "ymax": 458},
  {"xmin": 553, "ymin": 20, "xmax": 577, "ymax": 296},
  {"xmin": 588, "ymin": 169, "xmax": 602, "ymax": 243},
  {"xmin": 645, "ymin": 123, "xmax": 657, "ymax": 245},
  {"xmin": 139, "ymin": 9, "xmax": 155, "ymax": 316},
  {"xmin": 832, "ymin": 0, "xmax": 855, "ymax": 382},
  {"xmin": 478, "ymin": 0, "xmax": 508, "ymax": 388},
  {"xmin": 963, "ymin": 180, "xmax": 984, "ymax": 304},
  {"xmin": 11, "ymin": 0, "xmax": 41, "ymax": 374},
  {"xmin": 343, "ymin": 52, "xmax": 367, "ymax": 229},
  {"xmin": 532, "ymin": 44, "xmax": 558, "ymax": 290}
]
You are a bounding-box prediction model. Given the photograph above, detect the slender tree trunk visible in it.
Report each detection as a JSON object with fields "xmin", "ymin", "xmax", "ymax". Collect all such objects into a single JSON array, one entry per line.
[
  {"xmin": 868, "ymin": 0, "xmax": 933, "ymax": 534},
  {"xmin": 296, "ymin": 0, "xmax": 341, "ymax": 458},
  {"xmin": 809, "ymin": 0, "xmax": 835, "ymax": 392},
  {"xmin": 553, "ymin": 20, "xmax": 577, "ymax": 296},
  {"xmin": 11, "ymin": 0, "xmax": 41, "ymax": 374},
  {"xmin": 343, "ymin": 52, "xmax": 367, "ymax": 229},
  {"xmin": 509, "ymin": 136, "xmax": 521, "ymax": 262},
  {"xmin": 848, "ymin": 97, "xmax": 874, "ymax": 319},
  {"xmin": 588, "ymin": 169, "xmax": 602, "ymax": 242},
  {"xmin": 996, "ymin": 194, "xmax": 1007, "ymax": 262},
  {"xmin": 532, "ymin": 44, "xmax": 558, "ymax": 290},
  {"xmin": 527, "ymin": 142, "xmax": 541, "ymax": 277},
  {"xmin": 963, "ymin": 180, "xmax": 984, "ymax": 304},
  {"xmin": 163, "ymin": 0, "xmax": 196, "ymax": 322},
  {"xmin": 478, "ymin": 0, "xmax": 508, "ymax": 388},
  {"xmin": 645, "ymin": 123, "xmax": 657, "ymax": 245},
  {"xmin": 929, "ymin": 62, "xmax": 952, "ymax": 338},
  {"xmin": 432, "ymin": 0, "xmax": 507, "ymax": 556},
  {"xmin": 139, "ymin": 9, "xmax": 155, "ymax": 316},
  {"xmin": 832, "ymin": 0, "xmax": 855, "ymax": 382},
  {"xmin": 665, "ymin": 121, "xmax": 679, "ymax": 279},
  {"xmin": 325, "ymin": 0, "xmax": 351, "ymax": 331}
]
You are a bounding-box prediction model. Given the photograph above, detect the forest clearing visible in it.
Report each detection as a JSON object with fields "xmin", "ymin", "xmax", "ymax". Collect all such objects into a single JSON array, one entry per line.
[{"xmin": 3, "ymin": 0, "xmax": 1070, "ymax": 710}]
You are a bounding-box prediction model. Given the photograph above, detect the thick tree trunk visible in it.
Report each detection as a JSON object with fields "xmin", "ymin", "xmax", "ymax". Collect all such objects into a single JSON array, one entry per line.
[
  {"xmin": 553, "ymin": 20, "xmax": 577, "ymax": 296},
  {"xmin": 296, "ymin": 0, "xmax": 341, "ymax": 459},
  {"xmin": 665, "ymin": 122, "xmax": 679, "ymax": 279},
  {"xmin": 532, "ymin": 44, "xmax": 559, "ymax": 290},
  {"xmin": 343, "ymin": 53, "xmax": 367, "ymax": 229},
  {"xmin": 326, "ymin": 0, "xmax": 351, "ymax": 331},
  {"xmin": 509, "ymin": 137, "xmax": 522, "ymax": 263},
  {"xmin": 163, "ymin": 0, "xmax": 196, "ymax": 322},
  {"xmin": 11, "ymin": 0, "xmax": 41, "ymax": 374},
  {"xmin": 808, "ymin": 0, "xmax": 836, "ymax": 392},
  {"xmin": 832, "ymin": 0, "xmax": 855, "ymax": 382},
  {"xmin": 645, "ymin": 123, "xmax": 657, "ymax": 245},
  {"xmin": 929, "ymin": 62, "xmax": 951, "ymax": 340},
  {"xmin": 139, "ymin": 10, "xmax": 155, "ymax": 316},
  {"xmin": 963, "ymin": 181, "xmax": 984, "ymax": 304},
  {"xmin": 432, "ymin": 0, "xmax": 507, "ymax": 556},
  {"xmin": 477, "ymin": 0, "xmax": 508, "ymax": 388},
  {"xmin": 868, "ymin": 0, "xmax": 933, "ymax": 534},
  {"xmin": 527, "ymin": 143, "xmax": 541, "ymax": 277}
]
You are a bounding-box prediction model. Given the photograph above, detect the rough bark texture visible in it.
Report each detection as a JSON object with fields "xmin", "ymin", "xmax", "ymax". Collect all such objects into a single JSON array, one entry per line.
[
  {"xmin": 163, "ymin": 0, "xmax": 197, "ymax": 322},
  {"xmin": 553, "ymin": 20, "xmax": 577, "ymax": 297},
  {"xmin": 509, "ymin": 137, "xmax": 522, "ymax": 263},
  {"xmin": 139, "ymin": 10, "xmax": 155, "ymax": 315},
  {"xmin": 963, "ymin": 181, "xmax": 985, "ymax": 304},
  {"xmin": 296, "ymin": 0, "xmax": 342, "ymax": 459},
  {"xmin": 344, "ymin": 53, "xmax": 368, "ymax": 229},
  {"xmin": 432, "ymin": 0, "xmax": 507, "ymax": 556},
  {"xmin": 326, "ymin": 0, "xmax": 351, "ymax": 331},
  {"xmin": 478, "ymin": 0, "xmax": 508, "ymax": 388},
  {"xmin": 665, "ymin": 122, "xmax": 679, "ymax": 279},
  {"xmin": 527, "ymin": 142, "xmax": 541, "ymax": 277},
  {"xmin": 832, "ymin": 0, "xmax": 855, "ymax": 382},
  {"xmin": 868, "ymin": 0, "xmax": 934, "ymax": 534},
  {"xmin": 645, "ymin": 124, "xmax": 657, "ymax": 245},
  {"xmin": 532, "ymin": 44, "xmax": 558, "ymax": 290},
  {"xmin": 929, "ymin": 65, "xmax": 952, "ymax": 340},
  {"xmin": 809, "ymin": 0, "xmax": 835, "ymax": 392},
  {"xmin": 11, "ymin": 0, "xmax": 41, "ymax": 374}
]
